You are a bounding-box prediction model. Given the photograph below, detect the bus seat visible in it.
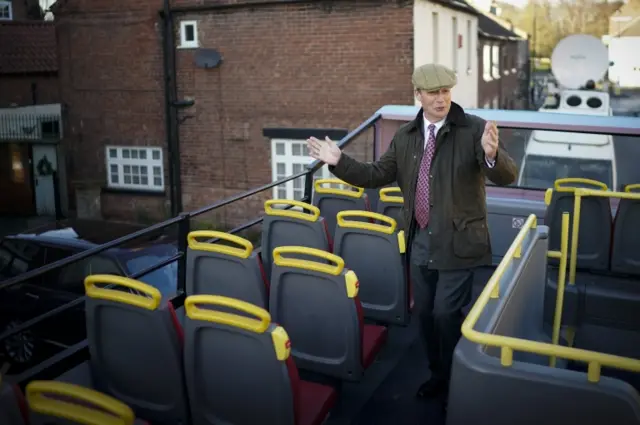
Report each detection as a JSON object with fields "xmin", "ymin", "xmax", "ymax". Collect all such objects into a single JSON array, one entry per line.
[
  {"xmin": 332, "ymin": 210, "xmax": 410, "ymax": 325},
  {"xmin": 269, "ymin": 246, "xmax": 388, "ymax": 381},
  {"xmin": 84, "ymin": 275, "xmax": 188, "ymax": 425},
  {"xmin": 0, "ymin": 379, "xmax": 27, "ymax": 425},
  {"xmin": 186, "ymin": 230, "xmax": 268, "ymax": 308},
  {"xmin": 261, "ymin": 200, "xmax": 332, "ymax": 279},
  {"xmin": 312, "ymin": 179, "xmax": 370, "ymax": 237},
  {"xmin": 26, "ymin": 381, "xmax": 149, "ymax": 425},
  {"xmin": 449, "ymin": 224, "xmax": 640, "ymax": 425},
  {"xmin": 376, "ymin": 187, "xmax": 404, "ymax": 230},
  {"xmin": 182, "ymin": 295, "xmax": 337, "ymax": 425},
  {"xmin": 544, "ymin": 178, "xmax": 612, "ymax": 272},
  {"xmin": 611, "ymin": 186, "xmax": 640, "ymax": 276}
]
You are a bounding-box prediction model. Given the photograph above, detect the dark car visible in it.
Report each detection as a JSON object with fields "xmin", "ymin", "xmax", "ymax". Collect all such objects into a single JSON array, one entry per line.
[{"xmin": 0, "ymin": 219, "xmax": 179, "ymax": 375}]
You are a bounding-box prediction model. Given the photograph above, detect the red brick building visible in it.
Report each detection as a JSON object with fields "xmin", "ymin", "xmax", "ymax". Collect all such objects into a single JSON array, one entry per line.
[
  {"xmin": 0, "ymin": 14, "xmax": 60, "ymax": 216},
  {"xmin": 49, "ymin": 0, "xmax": 528, "ymax": 225},
  {"xmin": 477, "ymin": 11, "xmax": 528, "ymax": 109}
]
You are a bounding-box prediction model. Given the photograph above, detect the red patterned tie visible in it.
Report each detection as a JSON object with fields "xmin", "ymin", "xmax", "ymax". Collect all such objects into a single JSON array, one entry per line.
[{"xmin": 415, "ymin": 124, "xmax": 437, "ymax": 229}]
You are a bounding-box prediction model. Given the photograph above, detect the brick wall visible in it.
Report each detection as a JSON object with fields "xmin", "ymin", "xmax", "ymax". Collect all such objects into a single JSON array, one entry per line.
[
  {"xmin": 478, "ymin": 38, "xmax": 522, "ymax": 109},
  {"xmin": 0, "ymin": 75, "xmax": 59, "ymax": 107},
  {"xmin": 57, "ymin": 0, "xmax": 414, "ymax": 225}
]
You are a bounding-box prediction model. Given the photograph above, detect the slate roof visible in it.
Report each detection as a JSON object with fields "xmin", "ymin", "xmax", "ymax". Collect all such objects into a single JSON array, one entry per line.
[
  {"xmin": 0, "ymin": 20, "xmax": 57, "ymax": 74},
  {"xmin": 478, "ymin": 12, "xmax": 521, "ymax": 40}
]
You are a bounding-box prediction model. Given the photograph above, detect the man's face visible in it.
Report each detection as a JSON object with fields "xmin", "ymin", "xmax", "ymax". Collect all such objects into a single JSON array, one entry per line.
[{"xmin": 416, "ymin": 88, "xmax": 452, "ymax": 122}]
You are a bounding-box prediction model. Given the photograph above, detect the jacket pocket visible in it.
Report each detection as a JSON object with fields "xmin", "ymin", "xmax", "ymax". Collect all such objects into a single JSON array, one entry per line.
[{"xmin": 452, "ymin": 215, "xmax": 489, "ymax": 259}]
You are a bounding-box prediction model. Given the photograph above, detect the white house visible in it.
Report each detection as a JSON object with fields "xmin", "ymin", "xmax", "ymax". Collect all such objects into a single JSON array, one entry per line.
[{"xmin": 414, "ymin": 0, "xmax": 480, "ymax": 108}]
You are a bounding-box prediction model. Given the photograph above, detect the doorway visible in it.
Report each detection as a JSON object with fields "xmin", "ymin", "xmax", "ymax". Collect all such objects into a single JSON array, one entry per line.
[
  {"xmin": 32, "ymin": 144, "xmax": 58, "ymax": 216},
  {"xmin": 0, "ymin": 143, "xmax": 34, "ymax": 215}
]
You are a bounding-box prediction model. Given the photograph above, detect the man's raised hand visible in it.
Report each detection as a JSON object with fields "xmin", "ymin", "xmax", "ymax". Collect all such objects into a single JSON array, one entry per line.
[
  {"xmin": 306, "ymin": 136, "xmax": 342, "ymax": 166},
  {"xmin": 481, "ymin": 120, "xmax": 499, "ymax": 160}
]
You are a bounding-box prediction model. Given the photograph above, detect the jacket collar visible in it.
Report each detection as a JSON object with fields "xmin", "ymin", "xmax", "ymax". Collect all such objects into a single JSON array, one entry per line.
[{"xmin": 405, "ymin": 101, "xmax": 469, "ymax": 134}]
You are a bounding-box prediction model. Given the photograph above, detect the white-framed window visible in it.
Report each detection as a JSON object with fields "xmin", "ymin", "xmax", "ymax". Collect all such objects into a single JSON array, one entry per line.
[
  {"xmin": 483, "ymin": 45, "xmax": 492, "ymax": 81},
  {"xmin": 466, "ymin": 20, "xmax": 472, "ymax": 71},
  {"xmin": 0, "ymin": 1, "xmax": 12, "ymax": 20},
  {"xmin": 270, "ymin": 139, "xmax": 334, "ymax": 201},
  {"xmin": 451, "ymin": 17, "xmax": 458, "ymax": 72},
  {"xmin": 179, "ymin": 20, "xmax": 198, "ymax": 49},
  {"xmin": 105, "ymin": 146, "xmax": 164, "ymax": 192},
  {"xmin": 491, "ymin": 45, "xmax": 500, "ymax": 79},
  {"xmin": 432, "ymin": 12, "xmax": 439, "ymax": 62}
]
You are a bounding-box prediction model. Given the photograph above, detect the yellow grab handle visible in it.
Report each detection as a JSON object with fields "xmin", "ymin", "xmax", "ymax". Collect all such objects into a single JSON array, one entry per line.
[
  {"xmin": 337, "ymin": 210, "xmax": 397, "ymax": 234},
  {"xmin": 84, "ymin": 275, "xmax": 161, "ymax": 311},
  {"xmin": 187, "ymin": 230, "xmax": 253, "ymax": 259},
  {"xmin": 264, "ymin": 199, "xmax": 320, "ymax": 222},
  {"xmin": 26, "ymin": 381, "xmax": 135, "ymax": 425},
  {"xmin": 184, "ymin": 295, "xmax": 271, "ymax": 333},
  {"xmin": 379, "ymin": 187, "xmax": 404, "ymax": 203},
  {"xmin": 273, "ymin": 246, "xmax": 345, "ymax": 276},
  {"xmin": 314, "ymin": 178, "xmax": 364, "ymax": 199},
  {"xmin": 625, "ymin": 184, "xmax": 640, "ymax": 193},
  {"xmin": 553, "ymin": 178, "xmax": 608, "ymax": 191}
]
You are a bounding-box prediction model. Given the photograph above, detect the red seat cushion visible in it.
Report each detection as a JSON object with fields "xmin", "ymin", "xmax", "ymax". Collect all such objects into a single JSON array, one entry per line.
[
  {"xmin": 285, "ymin": 356, "xmax": 337, "ymax": 425},
  {"xmin": 297, "ymin": 380, "xmax": 337, "ymax": 425},
  {"xmin": 361, "ymin": 324, "xmax": 388, "ymax": 369}
]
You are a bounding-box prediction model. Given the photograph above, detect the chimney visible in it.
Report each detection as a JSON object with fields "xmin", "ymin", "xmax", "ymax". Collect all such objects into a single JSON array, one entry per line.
[{"xmin": 489, "ymin": 0, "xmax": 501, "ymax": 15}]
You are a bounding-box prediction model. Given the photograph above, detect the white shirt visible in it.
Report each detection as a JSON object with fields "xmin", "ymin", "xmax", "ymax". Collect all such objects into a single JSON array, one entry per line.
[{"xmin": 423, "ymin": 115, "xmax": 496, "ymax": 168}]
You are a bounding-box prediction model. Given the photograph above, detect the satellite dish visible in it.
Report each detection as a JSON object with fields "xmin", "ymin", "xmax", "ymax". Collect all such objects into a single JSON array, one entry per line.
[{"xmin": 551, "ymin": 34, "xmax": 609, "ymax": 90}]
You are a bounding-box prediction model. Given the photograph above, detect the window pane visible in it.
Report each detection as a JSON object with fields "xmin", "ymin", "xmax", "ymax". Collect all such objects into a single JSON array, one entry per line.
[
  {"xmin": 131, "ymin": 150, "xmax": 139, "ymax": 159},
  {"xmin": 154, "ymin": 177, "xmax": 162, "ymax": 186},
  {"xmin": 110, "ymin": 164, "xmax": 117, "ymax": 173},
  {"xmin": 122, "ymin": 149, "xmax": 130, "ymax": 158},
  {"xmin": 111, "ymin": 174, "xmax": 118, "ymax": 184},
  {"xmin": 141, "ymin": 166, "xmax": 148, "ymax": 175},
  {"xmin": 132, "ymin": 175, "xmax": 140, "ymax": 184},
  {"xmin": 109, "ymin": 149, "xmax": 117, "ymax": 158},
  {"xmin": 152, "ymin": 150, "xmax": 161, "ymax": 160},
  {"xmin": 275, "ymin": 143, "xmax": 285, "ymax": 156},
  {"xmin": 277, "ymin": 188, "xmax": 287, "ymax": 199},
  {"xmin": 139, "ymin": 150, "xmax": 147, "ymax": 159},
  {"xmin": 277, "ymin": 163, "xmax": 285, "ymax": 175},
  {"xmin": 141, "ymin": 176, "xmax": 148, "ymax": 185},
  {"xmin": 123, "ymin": 165, "xmax": 131, "ymax": 173},
  {"xmin": 124, "ymin": 175, "xmax": 131, "ymax": 184},
  {"xmin": 153, "ymin": 166, "xmax": 161, "ymax": 176},
  {"xmin": 292, "ymin": 144, "xmax": 302, "ymax": 156}
]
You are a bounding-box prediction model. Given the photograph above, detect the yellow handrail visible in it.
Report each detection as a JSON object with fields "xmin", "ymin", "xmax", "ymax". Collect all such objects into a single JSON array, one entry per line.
[
  {"xmin": 566, "ymin": 188, "xmax": 640, "ymax": 285},
  {"xmin": 460, "ymin": 212, "xmax": 640, "ymax": 383}
]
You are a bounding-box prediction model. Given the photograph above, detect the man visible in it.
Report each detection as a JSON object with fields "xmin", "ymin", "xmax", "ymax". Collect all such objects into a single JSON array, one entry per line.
[{"xmin": 306, "ymin": 63, "xmax": 517, "ymax": 406}]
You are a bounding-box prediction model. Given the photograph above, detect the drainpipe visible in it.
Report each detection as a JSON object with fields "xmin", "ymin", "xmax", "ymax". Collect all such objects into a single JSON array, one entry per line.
[{"xmin": 161, "ymin": 0, "xmax": 183, "ymax": 216}]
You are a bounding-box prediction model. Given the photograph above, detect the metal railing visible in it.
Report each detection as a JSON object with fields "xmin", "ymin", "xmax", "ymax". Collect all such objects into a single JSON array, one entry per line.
[
  {"xmin": 2, "ymin": 107, "xmax": 639, "ymax": 382},
  {"xmin": 461, "ymin": 211, "xmax": 640, "ymax": 383}
]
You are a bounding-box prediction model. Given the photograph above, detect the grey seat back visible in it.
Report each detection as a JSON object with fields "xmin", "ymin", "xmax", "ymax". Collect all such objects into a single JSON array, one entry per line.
[
  {"xmin": 26, "ymin": 380, "xmax": 139, "ymax": 425},
  {"xmin": 375, "ymin": 187, "xmax": 404, "ymax": 230},
  {"xmin": 333, "ymin": 210, "xmax": 409, "ymax": 325},
  {"xmin": 611, "ymin": 185, "xmax": 640, "ymax": 276},
  {"xmin": 0, "ymin": 379, "xmax": 25, "ymax": 425},
  {"xmin": 312, "ymin": 178, "xmax": 370, "ymax": 237},
  {"xmin": 544, "ymin": 178, "xmax": 612, "ymax": 272},
  {"xmin": 84, "ymin": 274, "xmax": 188, "ymax": 425},
  {"xmin": 261, "ymin": 200, "xmax": 331, "ymax": 279},
  {"xmin": 269, "ymin": 246, "xmax": 363, "ymax": 380},
  {"xmin": 186, "ymin": 230, "xmax": 267, "ymax": 308},
  {"xmin": 183, "ymin": 294, "xmax": 296, "ymax": 425}
]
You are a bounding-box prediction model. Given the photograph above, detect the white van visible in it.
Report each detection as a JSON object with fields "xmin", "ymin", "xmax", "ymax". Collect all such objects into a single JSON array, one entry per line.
[{"xmin": 518, "ymin": 90, "xmax": 617, "ymax": 190}]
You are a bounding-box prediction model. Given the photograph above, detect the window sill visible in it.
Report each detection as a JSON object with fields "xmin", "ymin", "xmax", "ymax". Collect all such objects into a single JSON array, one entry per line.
[
  {"xmin": 101, "ymin": 187, "xmax": 166, "ymax": 197},
  {"xmin": 177, "ymin": 44, "xmax": 199, "ymax": 50}
]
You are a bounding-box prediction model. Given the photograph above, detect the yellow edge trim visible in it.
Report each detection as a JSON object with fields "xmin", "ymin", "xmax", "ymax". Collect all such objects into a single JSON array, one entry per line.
[
  {"xmin": 344, "ymin": 270, "xmax": 360, "ymax": 298},
  {"xmin": 314, "ymin": 178, "xmax": 364, "ymax": 198},
  {"xmin": 184, "ymin": 294, "xmax": 271, "ymax": 333},
  {"xmin": 84, "ymin": 275, "xmax": 161, "ymax": 310},
  {"xmin": 264, "ymin": 199, "xmax": 320, "ymax": 222},
  {"xmin": 271, "ymin": 326, "xmax": 291, "ymax": 361},
  {"xmin": 187, "ymin": 230, "xmax": 253, "ymax": 259},
  {"xmin": 26, "ymin": 381, "xmax": 134, "ymax": 425},
  {"xmin": 337, "ymin": 210, "xmax": 397, "ymax": 234},
  {"xmin": 397, "ymin": 230, "xmax": 406, "ymax": 254},
  {"xmin": 379, "ymin": 187, "xmax": 404, "ymax": 204},
  {"xmin": 461, "ymin": 213, "xmax": 640, "ymax": 383},
  {"xmin": 273, "ymin": 246, "xmax": 344, "ymax": 276}
]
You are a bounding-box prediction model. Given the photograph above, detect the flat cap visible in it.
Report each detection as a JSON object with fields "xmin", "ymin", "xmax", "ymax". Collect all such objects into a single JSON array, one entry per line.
[{"xmin": 412, "ymin": 63, "xmax": 457, "ymax": 91}]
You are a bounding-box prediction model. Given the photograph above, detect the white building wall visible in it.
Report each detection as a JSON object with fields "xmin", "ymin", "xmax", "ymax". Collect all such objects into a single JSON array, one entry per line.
[{"xmin": 414, "ymin": 0, "xmax": 479, "ymax": 108}]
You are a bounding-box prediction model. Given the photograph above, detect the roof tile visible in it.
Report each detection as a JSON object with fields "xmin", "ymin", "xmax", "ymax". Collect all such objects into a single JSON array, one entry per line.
[{"xmin": 0, "ymin": 20, "xmax": 57, "ymax": 74}]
